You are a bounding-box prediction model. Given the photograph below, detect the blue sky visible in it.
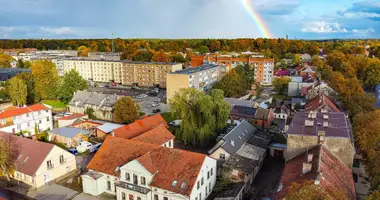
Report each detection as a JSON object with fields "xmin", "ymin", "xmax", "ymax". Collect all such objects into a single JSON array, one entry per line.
[{"xmin": 0, "ymin": 0, "xmax": 379, "ymax": 39}]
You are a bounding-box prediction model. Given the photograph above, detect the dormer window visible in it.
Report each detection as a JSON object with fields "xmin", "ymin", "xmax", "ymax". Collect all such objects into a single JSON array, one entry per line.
[
  {"xmin": 172, "ymin": 180, "xmax": 177, "ymax": 187},
  {"xmin": 125, "ymin": 173, "xmax": 130, "ymax": 181},
  {"xmin": 181, "ymin": 182, "xmax": 186, "ymax": 189},
  {"xmin": 1, "ymin": 119, "xmax": 5, "ymax": 125}
]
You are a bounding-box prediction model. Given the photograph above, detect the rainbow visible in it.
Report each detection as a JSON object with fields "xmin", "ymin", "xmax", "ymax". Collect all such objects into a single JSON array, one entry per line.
[{"xmin": 242, "ymin": 0, "xmax": 272, "ymax": 38}]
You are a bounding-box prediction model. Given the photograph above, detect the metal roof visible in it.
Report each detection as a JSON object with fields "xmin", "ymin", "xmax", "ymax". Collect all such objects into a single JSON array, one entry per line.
[
  {"xmin": 170, "ymin": 64, "xmax": 219, "ymax": 75},
  {"xmin": 50, "ymin": 127, "xmax": 89, "ymax": 138},
  {"xmin": 97, "ymin": 123, "xmax": 124, "ymax": 133}
]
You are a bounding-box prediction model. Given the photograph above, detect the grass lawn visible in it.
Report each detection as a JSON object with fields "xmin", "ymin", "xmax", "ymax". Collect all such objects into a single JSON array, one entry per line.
[{"xmin": 42, "ymin": 100, "xmax": 67, "ymax": 109}]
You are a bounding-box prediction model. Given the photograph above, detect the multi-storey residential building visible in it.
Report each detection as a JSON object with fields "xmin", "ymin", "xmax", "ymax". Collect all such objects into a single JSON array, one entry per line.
[
  {"xmin": 286, "ymin": 112, "xmax": 355, "ymax": 168},
  {"xmin": 63, "ymin": 59, "xmax": 182, "ymax": 88},
  {"xmin": 166, "ymin": 64, "xmax": 222, "ymax": 102},
  {"xmin": 82, "ymin": 136, "xmax": 217, "ymax": 200},
  {"xmin": 191, "ymin": 55, "xmax": 274, "ymax": 85},
  {"xmin": 0, "ymin": 132, "xmax": 77, "ymax": 189},
  {"xmin": 0, "ymin": 104, "xmax": 53, "ymax": 136},
  {"xmin": 88, "ymin": 52, "xmax": 121, "ymax": 61}
]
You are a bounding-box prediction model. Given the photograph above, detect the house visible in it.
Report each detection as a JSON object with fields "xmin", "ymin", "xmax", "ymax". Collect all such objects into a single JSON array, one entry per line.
[
  {"xmin": 71, "ymin": 119, "xmax": 106, "ymax": 136},
  {"xmin": 269, "ymin": 143, "xmax": 287, "ymax": 158},
  {"xmin": 208, "ymin": 120, "xmax": 257, "ymax": 161},
  {"xmin": 304, "ymin": 93, "xmax": 341, "ymax": 113},
  {"xmin": 274, "ymin": 145, "xmax": 356, "ymax": 200},
  {"xmin": 304, "ymin": 82, "xmax": 336, "ymax": 100},
  {"xmin": 291, "ymin": 98, "xmax": 306, "ymax": 110},
  {"xmin": 352, "ymin": 153, "xmax": 371, "ymax": 199},
  {"xmin": 288, "ymin": 81, "xmax": 315, "ymax": 97},
  {"xmin": 296, "ymin": 53, "xmax": 311, "ymax": 61},
  {"xmin": 296, "ymin": 64, "xmax": 317, "ymax": 77},
  {"xmin": 95, "ymin": 123, "xmax": 124, "ymax": 140},
  {"xmin": 214, "ymin": 182, "xmax": 245, "ymax": 200},
  {"xmin": 252, "ymin": 107, "xmax": 274, "ymax": 129},
  {"xmin": 230, "ymin": 106, "xmax": 257, "ymax": 119},
  {"xmin": 82, "ymin": 136, "xmax": 217, "ymax": 200},
  {"xmin": 273, "ymin": 69, "xmax": 290, "ymax": 77},
  {"xmin": 112, "ymin": 114, "xmax": 167, "ymax": 139},
  {"xmin": 0, "ymin": 132, "xmax": 76, "ymax": 188},
  {"xmin": 0, "ymin": 104, "xmax": 53, "ymax": 136},
  {"xmin": 68, "ymin": 91, "xmax": 119, "ymax": 121},
  {"xmin": 286, "ymin": 112, "xmax": 355, "ymax": 168},
  {"xmin": 57, "ymin": 113, "xmax": 88, "ymax": 128},
  {"xmin": 131, "ymin": 125, "xmax": 175, "ymax": 148},
  {"xmin": 49, "ymin": 127, "xmax": 90, "ymax": 148},
  {"xmin": 224, "ymin": 98, "xmax": 255, "ymax": 108},
  {"xmin": 222, "ymin": 142, "xmax": 266, "ymax": 192},
  {"xmin": 273, "ymin": 105, "xmax": 290, "ymax": 121}
]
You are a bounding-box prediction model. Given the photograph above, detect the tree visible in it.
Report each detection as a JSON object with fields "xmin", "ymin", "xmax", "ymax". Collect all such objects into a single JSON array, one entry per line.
[
  {"xmin": 0, "ymin": 53, "xmax": 13, "ymax": 68},
  {"xmin": 77, "ymin": 46, "xmax": 89, "ymax": 57},
  {"xmin": 326, "ymin": 50, "xmax": 347, "ymax": 71},
  {"xmin": 59, "ymin": 69, "xmax": 88, "ymax": 103},
  {"xmin": 132, "ymin": 50, "xmax": 154, "ymax": 62},
  {"xmin": 292, "ymin": 54, "xmax": 301, "ymax": 65},
  {"xmin": 169, "ymin": 88, "xmax": 230, "ymax": 147},
  {"xmin": 0, "ymin": 135, "xmax": 19, "ymax": 184},
  {"xmin": 170, "ymin": 54, "xmax": 187, "ymax": 63},
  {"xmin": 16, "ymin": 59, "xmax": 24, "ymax": 68},
  {"xmin": 197, "ymin": 46, "xmax": 209, "ymax": 54},
  {"xmin": 366, "ymin": 190, "xmax": 380, "ymax": 200},
  {"xmin": 31, "ymin": 60, "xmax": 60, "ymax": 101},
  {"xmin": 362, "ymin": 59, "xmax": 380, "ymax": 90},
  {"xmin": 213, "ymin": 69, "xmax": 247, "ymax": 97},
  {"xmin": 273, "ymin": 77, "xmax": 291, "ymax": 95},
  {"xmin": 113, "ymin": 97, "xmax": 140, "ymax": 124},
  {"xmin": 6, "ymin": 77, "xmax": 27, "ymax": 106},
  {"xmin": 23, "ymin": 61, "xmax": 32, "ymax": 68},
  {"xmin": 15, "ymin": 72, "xmax": 36, "ymax": 105},
  {"xmin": 285, "ymin": 181, "xmax": 348, "ymax": 200},
  {"xmin": 151, "ymin": 51, "xmax": 170, "ymax": 62},
  {"xmin": 84, "ymin": 107, "xmax": 96, "ymax": 120}
]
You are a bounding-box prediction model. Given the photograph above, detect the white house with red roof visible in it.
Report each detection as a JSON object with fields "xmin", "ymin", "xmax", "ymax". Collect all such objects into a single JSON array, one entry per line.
[{"xmin": 0, "ymin": 104, "xmax": 53, "ymax": 136}]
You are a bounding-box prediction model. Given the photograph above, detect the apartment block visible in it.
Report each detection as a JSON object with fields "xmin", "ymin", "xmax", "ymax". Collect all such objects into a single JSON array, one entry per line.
[
  {"xmin": 166, "ymin": 64, "xmax": 222, "ymax": 102},
  {"xmin": 63, "ymin": 59, "xmax": 182, "ymax": 88}
]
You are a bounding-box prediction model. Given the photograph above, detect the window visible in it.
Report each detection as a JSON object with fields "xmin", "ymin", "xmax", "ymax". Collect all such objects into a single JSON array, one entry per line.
[
  {"xmin": 39, "ymin": 120, "xmax": 42, "ymax": 124},
  {"xmin": 164, "ymin": 197, "xmax": 168, "ymax": 200},
  {"xmin": 121, "ymin": 192, "xmax": 126, "ymax": 200},
  {"xmin": 209, "ymin": 182, "xmax": 211, "ymax": 192},
  {"xmin": 205, "ymin": 186, "xmax": 208, "ymax": 195},
  {"xmin": 59, "ymin": 155, "xmax": 65, "ymax": 164},
  {"xmin": 219, "ymin": 153, "xmax": 225, "ymax": 160},
  {"xmin": 154, "ymin": 194, "xmax": 159, "ymax": 200},
  {"xmin": 210, "ymin": 168, "xmax": 213, "ymax": 176},
  {"xmin": 47, "ymin": 160, "xmax": 53, "ymax": 169},
  {"xmin": 172, "ymin": 180, "xmax": 177, "ymax": 187},
  {"xmin": 201, "ymin": 177, "xmax": 204, "ymax": 185},
  {"xmin": 169, "ymin": 141, "xmax": 171, "ymax": 147},
  {"xmin": 141, "ymin": 176, "xmax": 146, "ymax": 185},
  {"xmin": 125, "ymin": 172, "xmax": 130, "ymax": 181},
  {"xmin": 133, "ymin": 174, "xmax": 138, "ymax": 185},
  {"xmin": 207, "ymin": 171, "xmax": 210, "ymax": 179},
  {"xmin": 47, "ymin": 117, "xmax": 50, "ymax": 122},
  {"xmin": 197, "ymin": 181, "xmax": 200, "ymax": 189},
  {"xmin": 107, "ymin": 180, "xmax": 111, "ymax": 190},
  {"xmin": 199, "ymin": 193, "xmax": 202, "ymax": 200},
  {"xmin": 38, "ymin": 111, "xmax": 41, "ymax": 115},
  {"xmin": 137, "ymin": 197, "xmax": 141, "ymax": 200},
  {"xmin": 31, "ymin": 177, "xmax": 34, "ymax": 183},
  {"xmin": 26, "ymin": 113, "xmax": 29, "ymax": 117},
  {"xmin": 22, "ymin": 174, "xmax": 26, "ymax": 180},
  {"xmin": 1, "ymin": 119, "xmax": 5, "ymax": 124}
]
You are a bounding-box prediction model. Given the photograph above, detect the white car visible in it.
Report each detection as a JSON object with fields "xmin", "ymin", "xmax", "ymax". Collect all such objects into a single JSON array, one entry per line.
[{"xmin": 79, "ymin": 141, "xmax": 95, "ymax": 153}]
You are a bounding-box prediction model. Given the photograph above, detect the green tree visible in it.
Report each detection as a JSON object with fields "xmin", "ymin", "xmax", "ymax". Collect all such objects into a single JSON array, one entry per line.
[
  {"xmin": 0, "ymin": 53, "xmax": 13, "ymax": 68},
  {"xmin": 84, "ymin": 107, "xmax": 96, "ymax": 120},
  {"xmin": 366, "ymin": 190, "xmax": 380, "ymax": 200},
  {"xmin": 169, "ymin": 88, "xmax": 230, "ymax": 147},
  {"xmin": 213, "ymin": 69, "xmax": 246, "ymax": 97},
  {"xmin": 16, "ymin": 59, "xmax": 24, "ymax": 68},
  {"xmin": 132, "ymin": 50, "xmax": 154, "ymax": 62},
  {"xmin": 0, "ymin": 135, "xmax": 19, "ymax": 184},
  {"xmin": 77, "ymin": 46, "xmax": 89, "ymax": 57},
  {"xmin": 169, "ymin": 54, "xmax": 187, "ymax": 63},
  {"xmin": 326, "ymin": 50, "xmax": 347, "ymax": 71},
  {"xmin": 113, "ymin": 97, "xmax": 140, "ymax": 124},
  {"xmin": 15, "ymin": 72, "xmax": 36, "ymax": 105},
  {"xmin": 23, "ymin": 61, "xmax": 32, "ymax": 68},
  {"xmin": 31, "ymin": 60, "xmax": 60, "ymax": 101},
  {"xmin": 6, "ymin": 77, "xmax": 27, "ymax": 106},
  {"xmin": 273, "ymin": 77, "xmax": 291, "ymax": 95},
  {"xmin": 59, "ymin": 69, "xmax": 88, "ymax": 103},
  {"xmin": 197, "ymin": 46, "xmax": 209, "ymax": 54},
  {"xmin": 362, "ymin": 59, "xmax": 380, "ymax": 90}
]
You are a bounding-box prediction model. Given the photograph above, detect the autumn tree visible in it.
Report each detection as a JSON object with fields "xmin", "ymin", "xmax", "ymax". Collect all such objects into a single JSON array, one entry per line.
[
  {"xmin": 113, "ymin": 97, "xmax": 140, "ymax": 124},
  {"xmin": 273, "ymin": 77, "xmax": 291, "ymax": 95},
  {"xmin": 326, "ymin": 50, "xmax": 347, "ymax": 71},
  {"xmin": 366, "ymin": 190, "xmax": 380, "ymax": 200},
  {"xmin": 197, "ymin": 46, "xmax": 209, "ymax": 54},
  {"xmin": 151, "ymin": 51, "xmax": 170, "ymax": 62},
  {"xmin": 59, "ymin": 69, "xmax": 88, "ymax": 103},
  {"xmin": 16, "ymin": 59, "xmax": 24, "ymax": 68},
  {"xmin": 169, "ymin": 54, "xmax": 187, "ymax": 63},
  {"xmin": 15, "ymin": 72, "xmax": 36, "ymax": 105},
  {"xmin": 169, "ymin": 88, "xmax": 230, "ymax": 147},
  {"xmin": 132, "ymin": 50, "xmax": 153, "ymax": 62},
  {"xmin": 31, "ymin": 60, "xmax": 60, "ymax": 101},
  {"xmin": 361, "ymin": 59, "xmax": 380, "ymax": 90},
  {"xmin": 0, "ymin": 135, "xmax": 19, "ymax": 184},
  {"xmin": 285, "ymin": 181, "xmax": 348, "ymax": 200},
  {"xmin": 77, "ymin": 45, "xmax": 89, "ymax": 57},
  {"xmin": 0, "ymin": 53, "xmax": 13, "ymax": 68},
  {"xmin": 6, "ymin": 77, "xmax": 27, "ymax": 106}
]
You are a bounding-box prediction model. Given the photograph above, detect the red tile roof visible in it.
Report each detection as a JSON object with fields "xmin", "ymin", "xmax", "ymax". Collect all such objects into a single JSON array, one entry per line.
[
  {"xmin": 275, "ymin": 145, "xmax": 356, "ymax": 200},
  {"xmin": 0, "ymin": 132, "xmax": 54, "ymax": 176},
  {"xmin": 131, "ymin": 125, "xmax": 174, "ymax": 145},
  {"xmin": 112, "ymin": 114, "xmax": 167, "ymax": 139},
  {"xmin": 87, "ymin": 136, "xmax": 208, "ymax": 197},
  {"xmin": 58, "ymin": 113, "xmax": 86, "ymax": 121},
  {"xmin": 305, "ymin": 93, "xmax": 340, "ymax": 112},
  {"xmin": 0, "ymin": 104, "xmax": 49, "ymax": 120}
]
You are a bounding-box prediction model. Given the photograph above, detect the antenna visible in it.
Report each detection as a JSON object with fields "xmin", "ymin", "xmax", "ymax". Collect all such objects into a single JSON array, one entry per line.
[{"xmin": 112, "ymin": 29, "xmax": 115, "ymax": 53}]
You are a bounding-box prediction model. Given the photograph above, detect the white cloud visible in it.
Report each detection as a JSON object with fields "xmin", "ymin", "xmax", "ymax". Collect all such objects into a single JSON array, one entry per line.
[
  {"xmin": 352, "ymin": 28, "xmax": 375, "ymax": 34},
  {"xmin": 342, "ymin": 12, "xmax": 380, "ymax": 18},
  {"xmin": 40, "ymin": 27, "xmax": 75, "ymax": 35},
  {"xmin": 301, "ymin": 21, "xmax": 348, "ymax": 33}
]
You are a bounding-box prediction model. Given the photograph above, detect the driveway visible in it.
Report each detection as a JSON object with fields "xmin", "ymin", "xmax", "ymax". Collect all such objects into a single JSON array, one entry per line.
[
  {"xmin": 27, "ymin": 184, "xmax": 79, "ymax": 200},
  {"xmin": 76, "ymin": 153, "xmax": 95, "ymax": 171}
]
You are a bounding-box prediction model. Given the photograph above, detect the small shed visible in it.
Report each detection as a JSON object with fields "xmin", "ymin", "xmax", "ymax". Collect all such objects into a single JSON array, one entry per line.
[
  {"xmin": 49, "ymin": 127, "xmax": 89, "ymax": 148},
  {"xmin": 269, "ymin": 143, "xmax": 287, "ymax": 158}
]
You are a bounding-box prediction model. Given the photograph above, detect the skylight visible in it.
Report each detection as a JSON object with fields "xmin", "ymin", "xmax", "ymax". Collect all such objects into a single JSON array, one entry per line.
[
  {"xmin": 172, "ymin": 180, "xmax": 177, "ymax": 187},
  {"xmin": 181, "ymin": 182, "xmax": 187, "ymax": 189}
]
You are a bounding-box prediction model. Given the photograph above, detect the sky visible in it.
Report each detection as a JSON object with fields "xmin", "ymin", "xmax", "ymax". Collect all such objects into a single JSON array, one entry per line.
[{"xmin": 0, "ymin": 0, "xmax": 379, "ymax": 39}]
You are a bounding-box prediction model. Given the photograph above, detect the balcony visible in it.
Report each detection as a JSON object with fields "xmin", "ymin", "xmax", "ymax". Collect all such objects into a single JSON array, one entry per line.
[{"xmin": 117, "ymin": 181, "xmax": 150, "ymax": 194}]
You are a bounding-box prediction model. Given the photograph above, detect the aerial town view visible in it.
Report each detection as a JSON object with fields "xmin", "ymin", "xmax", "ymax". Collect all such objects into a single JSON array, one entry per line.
[{"xmin": 0, "ymin": 0, "xmax": 379, "ymax": 200}]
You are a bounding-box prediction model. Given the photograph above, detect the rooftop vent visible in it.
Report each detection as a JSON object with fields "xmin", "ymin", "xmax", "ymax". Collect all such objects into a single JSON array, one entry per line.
[
  {"xmin": 323, "ymin": 121, "xmax": 329, "ymax": 128},
  {"xmin": 323, "ymin": 114, "xmax": 329, "ymax": 120},
  {"xmin": 307, "ymin": 154, "xmax": 313, "ymax": 162},
  {"xmin": 231, "ymin": 140, "xmax": 235, "ymax": 146},
  {"xmin": 305, "ymin": 119, "xmax": 314, "ymax": 127}
]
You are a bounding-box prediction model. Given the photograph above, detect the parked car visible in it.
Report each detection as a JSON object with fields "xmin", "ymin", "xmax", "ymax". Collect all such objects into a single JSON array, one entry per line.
[
  {"xmin": 68, "ymin": 148, "xmax": 79, "ymax": 156},
  {"xmin": 153, "ymin": 109, "xmax": 161, "ymax": 113},
  {"xmin": 79, "ymin": 141, "xmax": 95, "ymax": 153},
  {"xmin": 111, "ymin": 82, "xmax": 117, "ymax": 86},
  {"xmin": 63, "ymin": 112, "xmax": 73, "ymax": 117},
  {"xmin": 93, "ymin": 143, "xmax": 102, "ymax": 152},
  {"xmin": 154, "ymin": 98, "xmax": 161, "ymax": 103},
  {"xmin": 169, "ymin": 120, "xmax": 182, "ymax": 127},
  {"xmin": 151, "ymin": 103, "xmax": 158, "ymax": 107}
]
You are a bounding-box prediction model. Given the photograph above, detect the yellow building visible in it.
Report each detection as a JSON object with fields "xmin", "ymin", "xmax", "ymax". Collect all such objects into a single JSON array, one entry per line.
[{"xmin": 63, "ymin": 59, "xmax": 182, "ymax": 88}]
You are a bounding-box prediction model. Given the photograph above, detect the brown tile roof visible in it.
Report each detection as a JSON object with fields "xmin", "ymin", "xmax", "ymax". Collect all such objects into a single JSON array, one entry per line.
[
  {"xmin": 305, "ymin": 93, "xmax": 340, "ymax": 112},
  {"xmin": 0, "ymin": 104, "xmax": 49, "ymax": 119},
  {"xmin": 131, "ymin": 125, "xmax": 174, "ymax": 145},
  {"xmin": 0, "ymin": 132, "xmax": 54, "ymax": 176},
  {"xmin": 112, "ymin": 114, "xmax": 167, "ymax": 139},
  {"xmin": 58, "ymin": 113, "xmax": 86, "ymax": 120},
  {"xmin": 87, "ymin": 136, "xmax": 208, "ymax": 197},
  {"xmin": 275, "ymin": 145, "xmax": 356, "ymax": 200}
]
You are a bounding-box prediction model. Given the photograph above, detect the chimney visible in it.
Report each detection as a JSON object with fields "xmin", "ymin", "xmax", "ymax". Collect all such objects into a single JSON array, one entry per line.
[
  {"xmin": 305, "ymin": 119, "xmax": 314, "ymax": 127},
  {"xmin": 323, "ymin": 121, "xmax": 329, "ymax": 128},
  {"xmin": 318, "ymin": 131, "xmax": 325, "ymax": 144},
  {"xmin": 307, "ymin": 153, "xmax": 313, "ymax": 162},
  {"xmin": 308, "ymin": 111, "xmax": 313, "ymax": 119},
  {"xmin": 323, "ymin": 114, "xmax": 328, "ymax": 120},
  {"xmin": 302, "ymin": 162, "xmax": 312, "ymax": 174},
  {"xmin": 112, "ymin": 132, "xmax": 115, "ymax": 137}
]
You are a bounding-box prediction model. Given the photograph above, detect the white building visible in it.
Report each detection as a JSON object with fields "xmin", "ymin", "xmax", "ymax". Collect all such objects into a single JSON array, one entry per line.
[
  {"xmin": 0, "ymin": 104, "xmax": 53, "ymax": 136},
  {"xmin": 82, "ymin": 136, "xmax": 217, "ymax": 200}
]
